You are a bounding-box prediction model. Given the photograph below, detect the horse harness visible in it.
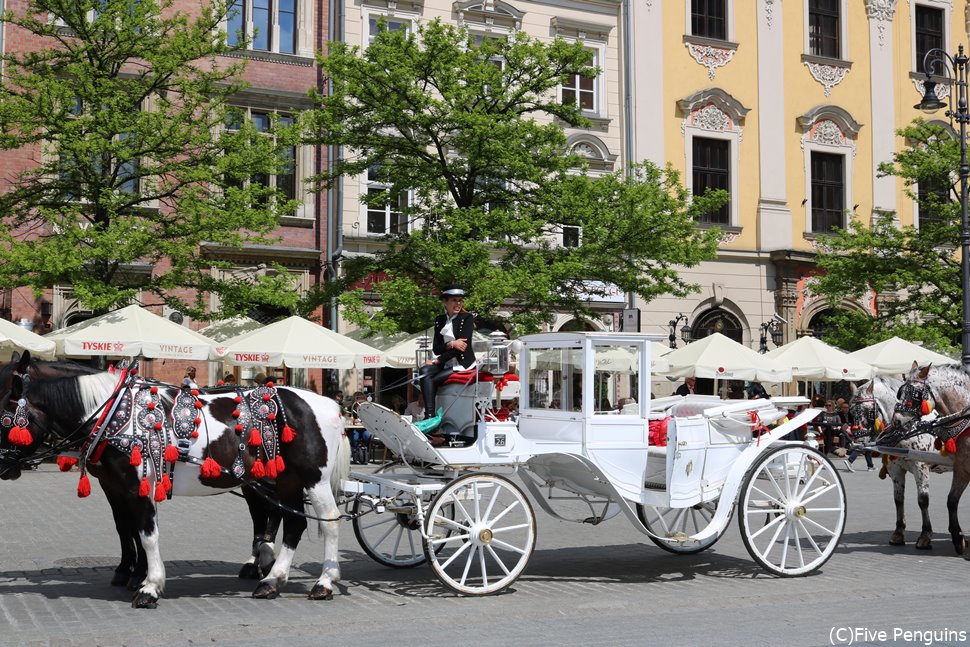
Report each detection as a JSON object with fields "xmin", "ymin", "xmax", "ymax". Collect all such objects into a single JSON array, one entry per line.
[{"xmin": 887, "ymin": 379, "xmax": 970, "ymax": 449}]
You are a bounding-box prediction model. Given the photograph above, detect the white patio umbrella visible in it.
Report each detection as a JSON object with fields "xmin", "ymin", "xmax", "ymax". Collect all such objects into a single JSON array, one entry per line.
[
  {"xmin": 44, "ymin": 304, "xmax": 218, "ymax": 360},
  {"xmin": 766, "ymin": 336, "xmax": 873, "ymax": 381},
  {"xmin": 662, "ymin": 332, "xmax": 792, "ymax": 383},
  {"xmin": 650, "ymin": 341, "xmax": 671, "ymax": 374},
  {"xmin": 197, "ymin": 316, "xmax": 263, "ymax": 344},
  {"xmin": 221, "ymin": 316, "xmax": 386, "ymax": 369},
  {"xmin": 848, "ymin": 336, "xmax": 958, "ymax": 376},
  {"xmin": 0, "ymin": 318, "xmax": 56, "ymax": 360}
]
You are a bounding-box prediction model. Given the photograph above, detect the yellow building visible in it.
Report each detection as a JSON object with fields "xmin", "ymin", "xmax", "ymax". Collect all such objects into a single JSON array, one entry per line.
[{"xmin": 631, "ymin": 0, "xmax": 967, "ymax": 364}]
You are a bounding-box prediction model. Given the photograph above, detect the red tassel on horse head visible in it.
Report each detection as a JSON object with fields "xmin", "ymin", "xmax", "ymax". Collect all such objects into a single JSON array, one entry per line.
[
  {"xmin": 248, "ymin": 428, "xmax": 262, "ymax": 446},
  {"xmin": 8, "ymin": 425, "xmax": 32, "ymax": 446},
  {"xmin": 77, "ymin": 472, "xmax": 91, "ymax": 498},
  {"xmin": 281, "ymin": 424, "xmax": 295, "ymax": 443},
  {"xmin": 56, "ymin": 455, "xmax": 78, "ymax": 472},
  {"xmin": 250, "ymin": 459, "xmax": 265, "ymax": 478},
  {"xmin": 130, "ymin": 445, "xmax": 142, "ymax": 466}
]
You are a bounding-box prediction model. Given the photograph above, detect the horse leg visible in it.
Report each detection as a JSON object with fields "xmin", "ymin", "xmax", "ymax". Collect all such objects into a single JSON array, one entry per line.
[
  {"xmin": 306, "ymin": 480, "xmax": 341, "ymax": 600},
  {"xmin": 946, "ymin": 463, "xmax": 970, "ymax": 556},
  {"xmin": 104, "ymin": 489, "xmax": 138, "ymax": 586},
  {"xmin": 239, "ymin": 486, "xmax": 281, "ymax": 580},
  {"xmin": 889, "ymin": 462, "xmax": 907, "ymax": 545},
  {"xmin": 913, "ymin": 462, "xmax": 934, "ymax": 550},
  {"xmin": 252, "ymin": 490, "xmax": 307, "ymax": 600}
]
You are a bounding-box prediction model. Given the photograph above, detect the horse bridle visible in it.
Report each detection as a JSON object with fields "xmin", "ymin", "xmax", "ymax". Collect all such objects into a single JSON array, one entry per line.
[
  {"xmin": 848, "ymin": 396, "xmax": 882, "ymax": 440},
  {"xmin": 895, "ymin": 380, "xmax": 934, "ymax": 417}
]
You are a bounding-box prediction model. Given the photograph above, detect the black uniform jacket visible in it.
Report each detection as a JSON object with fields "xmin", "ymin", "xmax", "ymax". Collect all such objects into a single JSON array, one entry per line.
[{"xmin": 432, "ymin": 311, "xmax": 476, "ymax": 369}]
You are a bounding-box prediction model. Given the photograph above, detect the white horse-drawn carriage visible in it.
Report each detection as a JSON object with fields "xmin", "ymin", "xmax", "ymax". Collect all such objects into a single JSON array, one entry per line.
[{"xmin": 347, "ymin": 332, "xmax": 847, "ymax": 594}]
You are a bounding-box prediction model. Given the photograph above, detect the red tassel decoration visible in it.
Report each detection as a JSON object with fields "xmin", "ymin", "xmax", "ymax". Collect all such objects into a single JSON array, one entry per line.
[
  {"xmin": 108, "ymin": 364, "xmax": 116, "ymax": 374},
  {"xmin": 77, "ymin": 472, "xmax": 91, "ymax": 498},
  {"xmin": 138, "ymin": 477, "xmax": 151, "ymax": 497},
  {"xmin": 56, "ymin": 456, "xmax": 78, "ymax": 472},
  {"xmin": 275, "ymin": 455, "xmax": 285, "ymax": 473},
  {"xmin": 9, "ymin": 425, "xmax": 32, "ymax": 446},
  {"xmin": 194, "ymin": 401, "xmax": 203, "ymax": 409},
  {"xmin": 162, "ymin": 473, "xmax": 172, "ymax": 492},
  {"xmin": 250, "ymin": 459, "xmax": 265, "ymax": 478},
  {"xmin": 150, "ymin": 386, "xmax": 158, "ymax": 394},
  {"xmin": 281, "ymin": 425, "xmax": 295, "ymax": 443},
  {"xmin": 217, "ymin": 380, "xmax": 225, "ymax": 386},
  {"xmin": 267, "ymin": 413, "xmax": 276, "ymax": 421},
  {"xmin": 248, "ymin": 428, "xmax": 262, "ymax": 447},
  {"xmin": 164, "ymin": 445, "xmax": 178, "ymax": 463},
  {"xmin": 264, "ymin": 457, "xmax": 277, "ymax": 479},
  {"xmin": 153, "ymin": 483, "xmax": 167, "ymax": 502},
  {"xmin": 945, "ymin": 438, "xmax": 957, "ymax": 455},
  {"xmin": 130, "ymin": 446, "xmax": 142, "ymax": 467},
  {"xmin": 263, "ymin": 393, "xmax": 271, "ymax": 401},
  {"xmin": 200, "ymin": 457, "xmax": 221, "ymax": 478},
  {"xmin": 921, "ymin": 400, "xmax": 932, "ymax": 415},
  {"xmin": 266, "ymin": 381, "xmax": 275, "ymax": 388}
]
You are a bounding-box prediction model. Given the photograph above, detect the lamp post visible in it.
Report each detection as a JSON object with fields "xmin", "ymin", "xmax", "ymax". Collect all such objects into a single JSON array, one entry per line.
[
  {"xmin": 668, "ymin": 313, "xmax": 692, "ymax": 349},
  {"xmin": 916, "ymin": 45, "xmax": 970, "ymax": 370},
  {"xmin": 758, "ymin": 320, "xmax": 784, "ymax": 354}
]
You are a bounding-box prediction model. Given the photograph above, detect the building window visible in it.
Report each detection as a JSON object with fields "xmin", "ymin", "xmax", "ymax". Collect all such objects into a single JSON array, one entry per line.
[
  {"xmin": 368, "ymin": 14, "xmax": 410, "ymax": 45},
  {"xmin": 226, "ymin": 109, "xmax": 297, "ymax": 213},
  {"xmin": 227, "ymin": 0, "xmax": 298, "ymax": 55},
  {"xmin": 562, "ymin": 225, "xmax": 580, "ymax": 248},
  {"xmin": 808, "ymin": 0, "xmax": 840, "ymax": 58},
  {"xmin": 691, "ymin": 0, "xmax": 726, "ymax": 41},
  {"xmin": 560, "ymin": 49, "xmax": 598, "ymax": 113},
  {"xmin": 811, "ymin": 151, "xmax": 844, "ymax": 233},
  {"xmin": 692, "ymin": 137, "xmax": 730, "ymax": 225},
  {"xmin": 365, "ymin": 166, "xmax": 408, "ymax": 235},
  {"xmin": 914, "ymin": 4, "xmax": 944, "ymax": 73},
  {"xmin": 917, "ymin": 175, "xmax": 950, "ymax": 228}
]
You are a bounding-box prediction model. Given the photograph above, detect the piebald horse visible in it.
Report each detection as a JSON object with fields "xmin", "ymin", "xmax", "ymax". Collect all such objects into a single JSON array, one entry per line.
[
  {"xmin": 0, "ymin": 352, "xmax": 350, "ymax": 607},
  {"xmin": 891, "ymin": 363, "xmax": 970, "ymax": 558},
  {"xmin": 848, "ymin": 376, "xmax": 935, "ymax": 549}
]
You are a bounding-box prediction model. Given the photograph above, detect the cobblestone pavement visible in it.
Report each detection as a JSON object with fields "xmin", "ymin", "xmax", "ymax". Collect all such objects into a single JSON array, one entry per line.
[{"xmin": 0, "ymin": 459, "xmax": 967, "ymax": 647}]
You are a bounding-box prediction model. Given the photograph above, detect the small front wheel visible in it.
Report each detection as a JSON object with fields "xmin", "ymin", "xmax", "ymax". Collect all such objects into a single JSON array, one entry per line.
[
  {"xmin": 738, "ymin": 444, "xmax": 846, "ymax": 576},
  {"xmin": 424, "ymin": 473, "xmax": 536, "ymax": 595}
]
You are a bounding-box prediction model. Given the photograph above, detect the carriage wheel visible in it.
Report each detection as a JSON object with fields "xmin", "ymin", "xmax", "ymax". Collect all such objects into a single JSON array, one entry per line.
[
  {"xmin": 738, "ymin": 444, "xmax": 846, "ymax": 577},
  {"xmin": 352, "ymin": 461, "xmax": 447, "ymax": 568},
  {"xmin": 424, "ymin": 473, "xmax": 536, "ymax": 596},
  {"xmin": 636, "ymin": 501, "xmax": 725, "ymax": 554}
]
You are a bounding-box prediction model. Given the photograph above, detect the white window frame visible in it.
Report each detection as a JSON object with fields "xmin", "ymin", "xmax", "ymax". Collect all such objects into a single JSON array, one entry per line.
[
  {"xmin": 223, "ymin": 0, "xmax": 314, "ymax": 58},
  {"xmin": 362, "ymin": 167, "xmax": 411, "ymax": 236},
  {"xmin": 685, "ymin": 0, "xmax": 734, "ymax": 42},
  {"xmin": 364, "ymin": 11, "xmax": 415, "ymax": 47},
  {"xmin": 226, "ymin": 107, "xmax": 311, "ymax": 220},
  {"xmin": 911, "ymin": 0, "xmax": 951, "ymax": 74},
  {"xmin": 558, "ymin": 44, "xmax": 605, "ymax": 118},
  {"xmin": 803, "ymin": 0, "xmax": 848, "ymax": 59},
  {"xmin": 801, "ymin": 130, "xmax": 853, "ymax": 235}
]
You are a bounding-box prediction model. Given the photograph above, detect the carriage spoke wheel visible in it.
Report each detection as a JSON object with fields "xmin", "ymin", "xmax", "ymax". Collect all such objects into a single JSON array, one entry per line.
[
  {"xmin": 739, "ymin": 444, "xmax": 846, "ymax": 577},
  {"xmin": 353, "ymin": 461, "xmax": 448, "ymax": 568},
  {"xmin": 424, "ymin": 473, "xmax": 536, "ymax": 596},
  {"xmin": 636, "ymin": 500, "xmax": 724, "ymax": 554}
]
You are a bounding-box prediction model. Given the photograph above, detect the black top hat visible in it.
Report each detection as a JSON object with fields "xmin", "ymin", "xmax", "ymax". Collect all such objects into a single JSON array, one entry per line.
[{"xmin": 439, "ymin": 284, "xmax": 466, "ymax": 299}]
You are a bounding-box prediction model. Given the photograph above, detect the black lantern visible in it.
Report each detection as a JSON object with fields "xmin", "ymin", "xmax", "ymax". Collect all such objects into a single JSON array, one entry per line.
[
  {"xmin": 759, "ymin": 319, "xmax": 785, "ymax": 354},
  {"xmin": 668, "ymin": 314, "xmax": 690, "ymax": 349}
]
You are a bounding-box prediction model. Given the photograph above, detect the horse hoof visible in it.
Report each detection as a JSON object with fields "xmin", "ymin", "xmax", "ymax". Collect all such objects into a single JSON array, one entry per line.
[
  {"xmin": 110, "ymin": 570, "xmax": 131, "ymax": 587},
  {"xmin": 889, "ymin": 533, "xmax": 905, "ymax": 546},
  {"xmin": 252, "ymin": 582, "xmax": 279, "ymax": 599},
  {"xmin": 915, "ymin": 536, "xmax": 933, "ymax": 550},
  {"xmin": 238, "ymin": 563, "xmax": 261, "ymax": 580},
  {"xmin": 308, "ymin": 584, "xmax": 333, "ymax": 601},
  {"xmin": 131, "ymin": 591, "xmax": 158, "ymax": 609}
]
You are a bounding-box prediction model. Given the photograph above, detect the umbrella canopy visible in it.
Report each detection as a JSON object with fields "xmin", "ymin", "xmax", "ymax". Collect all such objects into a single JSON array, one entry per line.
[
  {"xmin": 650, "ymin": 341, "xmax": 671, "ymax": 374},
  {"xmin": 45, "ymin": 305, "xmax": 219, "ymax": 360},
  {"xmin": 661, "ymin": 332, "xmax": 792, "ymax": 382},
  {"xmin": 221, "ymin": 316, "xmax": 386, "ymax": 369},
  {"xmin": 766, "ymin": 336, "xmax": 873, "ymax": 381},
  {"xmin": 197, "ymin": 316, "xmax": 262, "ymax": 343},
  {"xmin": 0, "ymin": 318, "xmax": 56, "ymax": 360},
  {"xmin": 848, "ymin": 336, "xmax": 958, "ymax": 375}
]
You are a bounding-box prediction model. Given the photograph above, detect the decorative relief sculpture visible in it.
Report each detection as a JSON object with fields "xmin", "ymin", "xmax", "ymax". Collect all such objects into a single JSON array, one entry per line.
[
  {"xmin": 805, "ymin": 61, "xmax": 850, "ymax": 97},
  {"xmin": 801, "ymin": 119, "xmax": 857, "ymax": 157},
  {"xmin": 685, "ymin": 42, "xmax": 736, "ymax": 80},
  {"xmin": 865, "ymin": 0, "xmax": 898, "ymax": 46}
]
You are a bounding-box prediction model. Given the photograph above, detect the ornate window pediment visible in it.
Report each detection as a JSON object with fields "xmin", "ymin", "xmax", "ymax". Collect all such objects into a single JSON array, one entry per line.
[
  {"xmin": 797, "ymin": 105, "xmax": 861, "ymax": 153},
  {"xmin": 677, "ymin": 88, "xmax": 749, "ymax": 135},
  {"xmin": 566, "ymin": 134, "xmax": 616, "ymax": 172},
  {"xmin": 454, "ymin": 0, "xmax": 523, "ymax": 31}
]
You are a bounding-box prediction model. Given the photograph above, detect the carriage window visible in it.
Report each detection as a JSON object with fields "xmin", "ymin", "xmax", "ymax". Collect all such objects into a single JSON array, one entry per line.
[
  {"xmin": 593, "ymin": 344, "xmax": 640, "ymax": 415},
  {"xmin": 528, "ymin": 348, "xmax": 583, "ymax": 412}
]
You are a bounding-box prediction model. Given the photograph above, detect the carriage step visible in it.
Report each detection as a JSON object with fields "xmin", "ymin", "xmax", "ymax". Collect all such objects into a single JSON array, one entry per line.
[{"xmin": 643, "ymin": 480, "xmax": 666, "ymax": 490}]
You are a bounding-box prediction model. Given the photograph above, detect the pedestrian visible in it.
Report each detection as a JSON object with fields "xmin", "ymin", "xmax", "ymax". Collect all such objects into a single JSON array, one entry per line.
[
  {"xmin": 817, "ymin": 401, "xmax": 842, "ymax": 454},
  {"xmin": 222, "ymin": 372, "xmax": 235, "ymax": 385},
  {"xmin": 183, "ymin": 366, "xmax": 198, "ymax": 389},
  {"xmin": 674, "ymin": 377, "xmax": 696, "ymax": 396},
  {"xmin": 746, "ymin": 381, "xmax": 768, "ymax": 399},
  {"xmin": 404, "ymin": 394, "xmax": 425, "ymax": 421}
]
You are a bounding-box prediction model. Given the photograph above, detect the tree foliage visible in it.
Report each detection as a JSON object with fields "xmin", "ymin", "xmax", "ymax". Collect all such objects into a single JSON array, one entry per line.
[
  {"xmin": 0, "ymin": 0, "xmax": 301, "ymax": 317},
  {"xmin": 813, "ymin": 120, "xmax": 959, "ymax": 351},
  {"xmin": 304, "ymin": 19, "xmax": 722, "ymax": 333}
]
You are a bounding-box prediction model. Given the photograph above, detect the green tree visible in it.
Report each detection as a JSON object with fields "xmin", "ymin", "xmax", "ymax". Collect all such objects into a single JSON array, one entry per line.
[
  {"xmin": 304, "ymin": 19, "xmax": 722, "ymax": 333},
  {"xmin": 0, "ymin": 0, "xmax": 301, "ymax": 318},
  {"xmin": 813, "ymin": 119, "xmax": 959, "ymax": 352}
]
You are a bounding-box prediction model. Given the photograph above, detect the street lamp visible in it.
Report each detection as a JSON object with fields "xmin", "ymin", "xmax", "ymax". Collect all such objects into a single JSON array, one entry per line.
[
  {"xmin": 915, "ymin": 45, "xmax": 970, "ymax": 370},
  {"xmin": 759, "ymin": 319, "xmax": 784, "ymax": 354},
  {"xmin": 668, "ymin": 313, "xmax": 692, "ymax": 349}
]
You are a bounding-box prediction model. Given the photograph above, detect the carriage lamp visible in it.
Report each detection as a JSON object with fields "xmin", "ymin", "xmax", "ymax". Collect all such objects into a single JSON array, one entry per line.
[
  {"xmin": 487, "ymin": 330, "xmax": 511, "ymax": 374},
  {"xmin": 415, "ymin": 334, "xmax": 433, "ymax": 369},
  {"xmin": 668, "ymin": 314, "xmax": 691, "ymax": 349},
  {"xmin": 759, "ymin": 319, "xmax": 784, "ymax": 354},
  {"xmin": 915, "ymin": 45, "xmax": 970, "ymax": 371}
]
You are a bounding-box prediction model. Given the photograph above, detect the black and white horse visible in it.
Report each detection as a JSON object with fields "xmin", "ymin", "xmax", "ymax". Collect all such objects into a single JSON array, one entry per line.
[
  {"xmin": 848, "ymin": 377, "xmax": 935, "ymax": 549},
  {"xmin": 0, "ymin": 352, "xmax": 350, "ymax": 607}
]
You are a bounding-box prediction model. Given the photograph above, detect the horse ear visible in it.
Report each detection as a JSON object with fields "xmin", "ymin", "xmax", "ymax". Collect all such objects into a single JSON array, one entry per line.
[
  {"xmin": 16, "ymin": 350, "xmax": 30, "ymax": 374},
  {"xmin": 918, "ymin": 363, "xmax": 932, "ymax": 380},
  {"xmin": 864, "ymin": 381, "xmax": 873, "ymax": 395},
  {"xmin": 10, "ymin": 373, "xmax": 23, "ymax": 400},
  {"xmin": 10, "ymin": 351, "xmax": 19, "ymax": 363},
  {"xmin": 911, "ymin": 360, "xmax": 919, "ymax": 370}
]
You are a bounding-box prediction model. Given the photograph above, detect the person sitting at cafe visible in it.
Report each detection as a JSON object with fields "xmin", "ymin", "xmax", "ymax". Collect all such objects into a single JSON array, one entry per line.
[{"xmin": 404, "ymin": 394, "xmax": 425, "ymax": 421}]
